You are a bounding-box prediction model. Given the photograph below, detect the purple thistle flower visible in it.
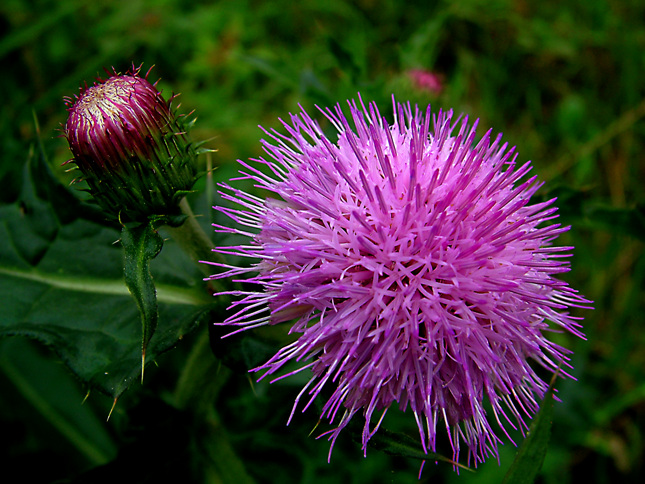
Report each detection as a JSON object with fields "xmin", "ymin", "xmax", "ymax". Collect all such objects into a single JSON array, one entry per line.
[
  {"xmin": 63, "ymin": 64, "xmax": 200, "ymax": 222},
  {"xmin": 209, "ymin": 96, "xmax": 591, "ymax": 466}
]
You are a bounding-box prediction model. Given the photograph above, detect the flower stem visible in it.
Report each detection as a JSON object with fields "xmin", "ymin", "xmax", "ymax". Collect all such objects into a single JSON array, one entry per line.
[
  {"xmin": 174, "ymin": 328, "xmax": 229, "ymax": 412},
  {"xmin": 174, "ymin": 329, "xmax": 256, "ymax": 484},
  {"xmin": 165, "ymin": 197, "xmax": 223, "ymax": 277}
]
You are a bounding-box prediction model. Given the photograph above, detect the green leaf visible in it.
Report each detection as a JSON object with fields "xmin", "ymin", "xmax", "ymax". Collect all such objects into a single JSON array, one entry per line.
[
  {"xmin": 0, "ymin": 337, "xmax": 117, "ymax": 465},
  {"xmin": 121, "ymin": 222, "xmax": 163, "ymax": 380},
  {"xmin": 501, "ymin": 380, "xmax": 556, "ymax": 484},
  {"xmin": 585, "ymin": 204, "xmax": 645, "ymax": 241},
  {"xmin": 327, "ymin": 36, "xmax": 361, "ymax": 82},
  {"xmin": 543, "ymin": 185, "xmax": 645, "ymax": 241},
  {"xmin": 360, "ymin": 424, "xmax": 472, "ymax": 472},
  {"xmin": 30, "ymin": 111, "xmax": 109, "ymax": 227},
  {"xmin": 0, "ymin": 140, "xmax": 218, "ymax": 399}
]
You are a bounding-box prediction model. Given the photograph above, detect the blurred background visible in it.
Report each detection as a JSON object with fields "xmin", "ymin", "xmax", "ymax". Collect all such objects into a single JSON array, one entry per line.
[{"xmin": 1, "ymin": 0, "xmax": 644, "ymax": 482}]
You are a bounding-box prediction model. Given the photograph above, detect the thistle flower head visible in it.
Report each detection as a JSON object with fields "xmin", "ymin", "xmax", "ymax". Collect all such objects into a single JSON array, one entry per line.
[
  {"xmin": 63, "ymin": 64, "xmax": 200, "ymax": 222},
  {"xmin": 408, "ymin": 68, "xmax": 443, "ymax": 95},
  {"xmin": 210, "ymin": 96, "xmax": 591, "ymax": 466}
]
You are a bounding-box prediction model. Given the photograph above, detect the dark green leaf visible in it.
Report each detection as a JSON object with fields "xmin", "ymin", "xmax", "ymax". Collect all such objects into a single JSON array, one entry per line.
[
  {"xmin": 209, "ymin": 322, "xmax": 284, "ymax": 374},
  {"xmin": 31, "ymin": 112, "xmax": 109, "ymax": 227},
  {"xmin": 327, "ymin": 36, "xmax": 361, "ymax": 82},
  {"xmin": 501, "ymin": 381, "xmax": 555, "ymax": 484},
  {"xmin": 0, "ymin": 144, "xmax": 218, "ymax": 398},
  {"xmin": 361, "ymin": 424, "xmax": 472, "ymax": 471},
  {"xmin": 121, "ymin": 222, "xmax": 163, "ymax": 379},
  {"xmin": 0, "ymin": 337, "xmax": 117, "ymax": 465},
  {"xmin": 585, "ymin": 204, "xmax": 645, "ymax": 241},
  {"xmin": 543, "ymin": 185, "xmax": 645, "ymax": 241}
]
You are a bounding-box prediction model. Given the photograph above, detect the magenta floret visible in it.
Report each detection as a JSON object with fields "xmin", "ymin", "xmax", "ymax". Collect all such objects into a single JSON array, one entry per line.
[{"xmin": 209, "ymin": 96, "xmax": 591, "ymax": 466}]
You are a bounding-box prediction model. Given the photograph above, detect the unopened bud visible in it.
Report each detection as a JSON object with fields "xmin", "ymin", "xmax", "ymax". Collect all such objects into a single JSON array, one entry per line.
[{"xmin": 64, "ymin": 65, "xmax": 202, "ymax": 222}]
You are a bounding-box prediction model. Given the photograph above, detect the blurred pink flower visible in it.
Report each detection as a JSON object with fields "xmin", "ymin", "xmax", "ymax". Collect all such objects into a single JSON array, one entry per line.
[{"xmin": 408, "ymin": 68, "xmax": 443, "ymax": 95}]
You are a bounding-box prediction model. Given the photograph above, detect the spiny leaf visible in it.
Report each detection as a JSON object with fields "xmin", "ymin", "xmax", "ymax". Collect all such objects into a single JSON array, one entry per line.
[
  {"xmin": 121, "ymin": 222, "xmax": 164, "ymax": 382},
  {"xmin": 361, "ymin": 424, "xmax": 472, "ymax": 472},
  {"xmin": 501, "ymin": 376, "xmax": 557, "ymax": 484},
  {"xmin": 0, "ymin": 136, "xmax": 217, "ymax": 398}
]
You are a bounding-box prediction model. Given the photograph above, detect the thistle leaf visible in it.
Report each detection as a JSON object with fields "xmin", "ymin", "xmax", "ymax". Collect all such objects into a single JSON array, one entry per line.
[
  {"xmin": 0, "ymin": 135, "xmax": 215, "ymax": 398},
  {"xmin": 361, "ymin": 425, "xmax": 472, "ymax": 472},
  {"xmin": 501, "ymin": 378, "xmax": 556, "ymax": 484},
  {"xmin": 120, "ymin": 222, "xmax": 163, "ymax": 381}
]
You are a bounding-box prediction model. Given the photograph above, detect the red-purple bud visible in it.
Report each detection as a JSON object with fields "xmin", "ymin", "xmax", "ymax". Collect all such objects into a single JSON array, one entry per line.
[
  {"xmin": 408, "ymin": 68, "xmax": 443, "ymax": 96},
  {"xmin": 64, "ymin": 65, "xmax": 201, "ymax": 222}
]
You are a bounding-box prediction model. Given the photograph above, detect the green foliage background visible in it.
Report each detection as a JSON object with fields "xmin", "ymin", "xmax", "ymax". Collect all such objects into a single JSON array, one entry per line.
[{"xmin": 1, "ymin": 0, "xmax": 644, "ymax": 482}]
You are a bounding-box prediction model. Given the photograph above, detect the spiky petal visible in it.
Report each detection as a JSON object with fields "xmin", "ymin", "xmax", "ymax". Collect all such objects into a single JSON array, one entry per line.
[{"xmin": 208, "ymin": 96, "xmax": 591, "ymax": 466}]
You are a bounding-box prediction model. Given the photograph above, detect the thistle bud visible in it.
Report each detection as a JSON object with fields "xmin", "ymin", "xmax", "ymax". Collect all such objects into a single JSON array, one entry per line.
[{"xmin": 63, "ymin": 65, "xmax": 201, "ymax": 222}]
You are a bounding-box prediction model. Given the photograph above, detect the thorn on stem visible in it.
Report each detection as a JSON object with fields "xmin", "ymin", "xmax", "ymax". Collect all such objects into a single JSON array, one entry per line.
[
  {"xmin": 141, "ymin": 348, "xmax": 147, "ymax": 383},
  {"xmin": 308, "ymin": 419, "xmax": 322, "ymax": 438},
  {"xmin": 107, "ymin": 398, "xmax": 118, "ymax": 421}
]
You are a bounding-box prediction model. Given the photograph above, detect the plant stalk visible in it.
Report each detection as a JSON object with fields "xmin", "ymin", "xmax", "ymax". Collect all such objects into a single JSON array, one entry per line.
[{"xmin": 165, "ymin": 197, "xmax": 224, "ymax": 277}]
